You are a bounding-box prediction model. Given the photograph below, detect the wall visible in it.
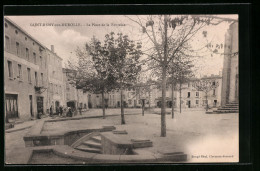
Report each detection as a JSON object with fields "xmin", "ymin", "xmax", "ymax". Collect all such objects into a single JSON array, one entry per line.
[
  {"xmin": 4, "ymin": 18, "xmax": 48, "ymax": 121},
  {"xmin": 221, "ymin": 22, "xmax": 239, "ymax": 106},
  {"xmin": 46, "ymin": 48, "xmax": 65, "ymax": 112}
]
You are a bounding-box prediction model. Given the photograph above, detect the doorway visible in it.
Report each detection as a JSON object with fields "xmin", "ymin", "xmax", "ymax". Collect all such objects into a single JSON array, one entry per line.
[
  {"xmin": 55, "ymin": 101, "xmax": 60, "ymax": 114},
  {"xmin": 5, "ymin": 94, "xmax": 18, "ymax": 120},
  {"xmin": 37, "ymin": 96, "xmax": 44, "ymax": 118},
  {"xmin": 214, "ymin": 100, "xmax": 217, "ymax": 107},
  {"xmin": 187, "ymin": 100, "xmax": 191, "ymax": 108},
  {"xmin": 29, "ymin": 95, "xmax": 33, "ymax": 117}
]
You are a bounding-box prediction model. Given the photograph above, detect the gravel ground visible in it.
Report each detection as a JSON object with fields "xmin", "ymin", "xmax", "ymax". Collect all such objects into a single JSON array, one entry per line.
[{"xmin": 5, "ymin": 108, "xmax": 238, "ymax": 163}]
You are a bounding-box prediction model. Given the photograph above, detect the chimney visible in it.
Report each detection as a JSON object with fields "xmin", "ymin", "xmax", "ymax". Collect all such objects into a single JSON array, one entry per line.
[{"xmin": 51, "ymin": 45, "xmax": 55, "ymax": 53}]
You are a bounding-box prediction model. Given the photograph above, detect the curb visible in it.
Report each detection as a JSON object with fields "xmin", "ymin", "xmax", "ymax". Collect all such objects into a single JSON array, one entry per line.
[{"xmin": 5, "ymin": 125, "xmax": 34, "ymax": 133}]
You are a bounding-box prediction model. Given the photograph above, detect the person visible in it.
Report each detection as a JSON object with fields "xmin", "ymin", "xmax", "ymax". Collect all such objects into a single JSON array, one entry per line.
[
  {"xmin": 79, "ymin": 106, "xmax": 82, "ymax": 115},
  {"xmin": 59, "ymin": 106, "xmax": 63, "ymax": 117},
  {"xmin": 67, "ymin": 107, "xmax": 72, "ymax": 117},
  {"xmin": 56, "ymin": 106, "xmax": 59, "ymax": 116},
  {"xmin": 50, "ymin": 105, "xmax": 53, "ymax": 117}
]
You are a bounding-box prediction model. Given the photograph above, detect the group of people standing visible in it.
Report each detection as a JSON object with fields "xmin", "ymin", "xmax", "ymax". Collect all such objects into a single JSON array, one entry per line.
[{"xmin": 49, "ymin": 105, "xmax": 74, "ymax": 117}]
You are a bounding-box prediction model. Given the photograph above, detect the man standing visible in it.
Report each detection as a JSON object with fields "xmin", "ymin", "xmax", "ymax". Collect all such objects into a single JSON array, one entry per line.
[{"xmin": 50, "ymin": 105, "xmax": 53, "ymax": 117}]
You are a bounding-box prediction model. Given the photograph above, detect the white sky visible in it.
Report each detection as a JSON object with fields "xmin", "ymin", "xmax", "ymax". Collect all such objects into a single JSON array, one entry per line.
[{"xmin": 6, "ymin": 15, "xmax": 238, "ymax": 77}]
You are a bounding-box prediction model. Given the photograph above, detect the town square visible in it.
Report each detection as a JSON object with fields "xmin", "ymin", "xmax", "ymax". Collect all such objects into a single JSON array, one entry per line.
[{"xmin": 4, "ymin": 14, "xmax": 239, "ymax": 164}]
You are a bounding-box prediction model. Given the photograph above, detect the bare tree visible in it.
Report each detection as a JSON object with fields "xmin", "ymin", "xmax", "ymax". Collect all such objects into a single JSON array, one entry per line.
[
  {"xmin": 68, "ymin": 37, "xmax": 116, "ymax": 119},
  {"xmin": 192, "ymin": 79, "xmax": 219, "ymax": 111},
  {"xmin": 126, "ymin": 15, "xmax": 215, "ymax": 136}
]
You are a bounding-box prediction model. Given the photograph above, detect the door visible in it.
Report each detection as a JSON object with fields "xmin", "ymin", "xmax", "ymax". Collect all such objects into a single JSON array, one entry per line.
[
  {"xmin": 5, "ymin": 94, "xmax": 18, "ymax": 120},
  {"xmin": 37, "ymin": 96, "xmax": 44, "ymax": 116},
  {"xmin": 188, "ymin": 100, "xmax": 191, "ymax": 108},
  {"xmin": 29, "ymin": 95, "xmax": 33, "ymax": 117},
  {"xmin": 55, "ymin": 101, "xmax": 60, "ymax": 114}
]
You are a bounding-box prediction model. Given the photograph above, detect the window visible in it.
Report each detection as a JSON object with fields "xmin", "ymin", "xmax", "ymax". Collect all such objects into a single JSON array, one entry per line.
[
  {"xmin": 196, "ymin": 92, "xmax": 199, "ymax": 97},
  {"xmin": 213, "ymin": 89, "xmax": 216, "ymax": 96},
  {"xmin": 7, "ymin": 61, "xmax": 13, "ymax": 78},
  {"xmin": 41, "ymin": 73, "xmax": 44, "ymax": 86},
  {"xmin": 128, "ymin": 100, "xmax": 132, "ymax": 105},
  {"xmin": 33, "ymin": 53, "xmax": 36, "ymax": 64},
  {"xmin": 196, "ymin": 100, "xmax": 199, "ymax": 105},
  {"xmin": 40, "ymin": 56, "xmax": 42, "ymax": 66},
  {"xmin": 18, "ymin": 64, "xmax": 22, "ymax": 80},
  {"xmin": 35, "ymin": 72, "xmax": 38, "ymax": 86},
  {"xmin": 5, "ymin": 36, "xmax": 10, "ymax": 50},
  {"xmin": 187, "ymin": 92, "xmax": 190, "ymax": 98},
  {"xmin": 27, "ymin": 68, "xmax": 31, "ymax": 83},
  {"xmin": 212, "ymin": 81, "xmax": 216, "ymax": 86},
  {"xmin": 26, "ymin": 48, "xmax": 29, "ymax": 60},
  {"xmin": 16, "ymin": 42, "xmax": 20, "ymax": 56}
]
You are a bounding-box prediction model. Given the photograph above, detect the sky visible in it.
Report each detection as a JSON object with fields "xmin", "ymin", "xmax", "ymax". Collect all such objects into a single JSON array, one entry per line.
[{"xmin": 6, "ymin": 15, "xmax": 238, "ymax": 77}]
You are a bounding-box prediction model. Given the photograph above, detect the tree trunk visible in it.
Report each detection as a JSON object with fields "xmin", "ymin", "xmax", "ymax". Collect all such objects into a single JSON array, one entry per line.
[
  {"xmin": 161, "ymin": 66, "xmax": 167, "ymax": 137},
  {"xmin": 142, "ymin": 99, "xmax": 145, "ymax": 116},
  {"xmin": 101, "ymin": 90, "xmax": 105, "ymax": 119},
  {"xmin": 171, "ymin": 82, "xmax": 174, "ymax": 119},
  {"xmin": 148, "ymin": 89, "xmax": 151, "ymax": 109},
  {"xmin": 179, "ymin": 82, "xmax": 182, "ymax": 113},
  {"xmin": 206, "ymin": 92, "xmax": 208, "ymax": 111},
  {"xmin": 160, "ymin": 15, "xmax": 168, "ymax": 137},
  {"xmin": 120, "ymin": 88, "xmax": 126, "ymax": 124}
]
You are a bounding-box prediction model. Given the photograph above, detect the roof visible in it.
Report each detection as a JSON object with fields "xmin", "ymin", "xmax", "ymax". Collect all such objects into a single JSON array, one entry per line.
[{"xmin": 5, "ymin": 17, "xmax": 63, "ymax": 61}]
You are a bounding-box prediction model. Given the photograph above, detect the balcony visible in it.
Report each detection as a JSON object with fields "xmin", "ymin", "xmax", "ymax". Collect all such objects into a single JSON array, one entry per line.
[{"xmin": 35, "ymin": 85, "xmax": 47, "ymax": 94}]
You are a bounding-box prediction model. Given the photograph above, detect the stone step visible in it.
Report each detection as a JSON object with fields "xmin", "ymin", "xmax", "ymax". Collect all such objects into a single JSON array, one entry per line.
[
  {"xmin": 217, "ymin": 108, "xmax": 239, "ymax": 110},
  {"xmin": 221, "ymin": 106, "xmax": 239, "ymax": 108},
  {"xmin": 226, "ymin": 104, "xmax": 239, "ymax": 106},
  {"xmin": 213, "ymin": 110, "xmax": 239, "ymax": 113},
  {"xmin": 75, "ymin": 145, "xmax": 102, "ymax": 153},
  {"xmin": 90, "ymin": 136, "xmax": 101, "ymax": 143},
  {"xmin": 82, "ymin": 140, "xmax": 101, "ymax": 149}
]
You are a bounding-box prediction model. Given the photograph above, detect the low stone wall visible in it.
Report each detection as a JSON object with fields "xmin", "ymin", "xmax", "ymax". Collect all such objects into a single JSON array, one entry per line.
[
  {"xmin": 23, "ymin": 119, "xmax": 116, "ymax": 147},
  {"xmin": 100, "ymin": 132, "xmax": 134, "ymax": 155}
]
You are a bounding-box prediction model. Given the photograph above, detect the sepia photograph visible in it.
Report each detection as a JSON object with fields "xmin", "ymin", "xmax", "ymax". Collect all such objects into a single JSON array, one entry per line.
[{"xmin": 4, "ymin": 14, "xmax": 239, "ymax": 164}]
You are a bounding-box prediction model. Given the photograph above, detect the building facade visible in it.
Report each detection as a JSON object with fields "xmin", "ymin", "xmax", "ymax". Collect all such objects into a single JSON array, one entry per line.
[
  {"xmin": 62, "ymin": 68, "xmax": 88, "ymax": 111},
  {"xmin": 46, "ymin": 47, "xmax": 65, "ymax": 114},
  {"xmin": 4, "ymin": 18, "xmax": 48, "ymax": 121},
  {"xmin": 87, "ymin": 74, "xmax": 222, "ymax": 110}
]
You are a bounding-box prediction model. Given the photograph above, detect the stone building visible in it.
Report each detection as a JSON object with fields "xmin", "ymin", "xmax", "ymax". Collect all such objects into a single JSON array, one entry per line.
[
  {"xmin": 4, "ymin": 17, "xmax": 48, "ymax": 121},
  {"xmin": 62, "ymin": 68, "xmax": 88, "ymax": 111},
  {"xmin": 221, "ymin": 22, "xmax": 239, "ymax": 106},
  {"xmin": 46, "ymin": 46, "xmax": 65, "ymax": 114},
  {"xmin": 175, "ymin": 75, "xmax": 222, "ymax": 109}
]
